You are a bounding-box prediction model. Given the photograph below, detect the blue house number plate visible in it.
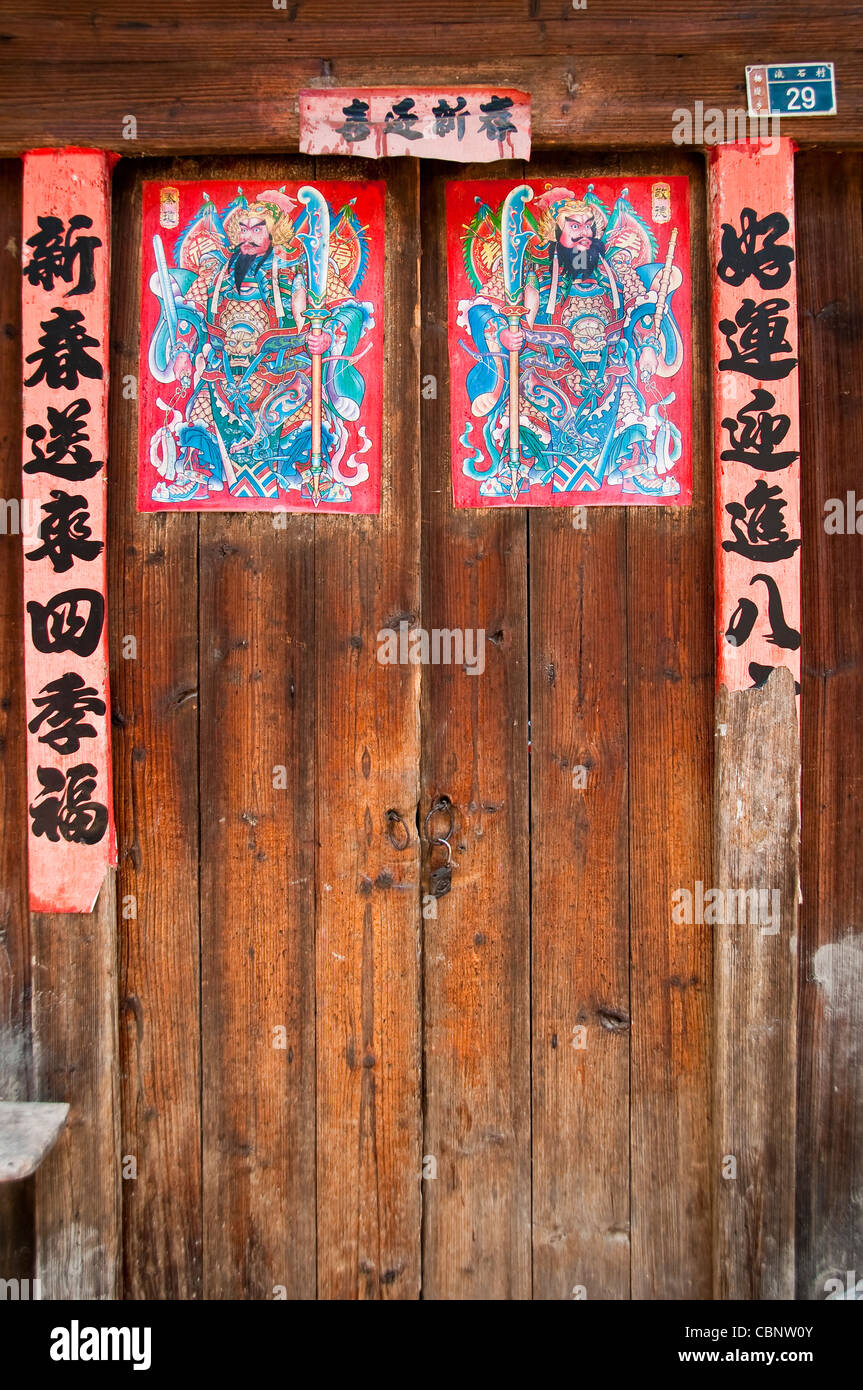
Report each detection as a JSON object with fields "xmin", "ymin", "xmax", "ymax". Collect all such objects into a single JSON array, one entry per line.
[{"xmin": 746, "ymin": 63, "xmax": 837, "ymax": 117}]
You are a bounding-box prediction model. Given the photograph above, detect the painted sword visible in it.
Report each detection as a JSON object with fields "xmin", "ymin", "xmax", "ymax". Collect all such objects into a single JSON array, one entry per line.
[
  {"xmin": 298, "ymin": 185, "xmax": 331, "ymax": 507},
  {"xmin": 501, "ymin": 184, "xmax": 534, "ymax": 499},
  {"xmin": 153, "ymin": 233, "xmax": 180, "ymax": 353}
]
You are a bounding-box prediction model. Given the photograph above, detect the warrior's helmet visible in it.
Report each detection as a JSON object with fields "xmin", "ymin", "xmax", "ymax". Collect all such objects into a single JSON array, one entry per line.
[
  {"xmin": 223, "ymin": 188, "xmax": 299, "ymax": 249},
  {"xmin": 534, "ymin": 187, "xmax": 609, "ymax": 246}
]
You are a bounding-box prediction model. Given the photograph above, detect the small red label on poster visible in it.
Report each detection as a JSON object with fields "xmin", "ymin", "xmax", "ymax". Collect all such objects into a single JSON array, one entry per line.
[
  {"xmin": 137, "ymin": 179, "xmax": 385, "ymax": 514},
  {"xmin": 447, "ymin": 177, "xmax": 692, "ymax": 508},
  {"xmin": 21, "ymin": 148, "xmax": 115, "ymax": 913}
]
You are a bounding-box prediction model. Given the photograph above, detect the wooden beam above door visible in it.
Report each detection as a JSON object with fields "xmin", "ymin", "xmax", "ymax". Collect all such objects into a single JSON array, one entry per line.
[{"xmin": 0, "ymin": 0, "xmax": 861, "ymax": 156}]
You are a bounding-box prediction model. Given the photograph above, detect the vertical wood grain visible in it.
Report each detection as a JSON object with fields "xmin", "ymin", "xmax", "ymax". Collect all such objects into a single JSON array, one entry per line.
[
  {"xmin": 714, "ymin": 669, "xmax": 799, "ymax": 1299},
  {"xmin": 32, "ymin": 877, "xmax": 121, "ymax": 1299},
  {"xmin": 627, "ymin": 153, "xmax": 713, "ymax": 1299},
  {"xmin": 796, "ymin": 151, "xmax": 863, "ymax": 1301},
  {"xmin": 199, "ymin": 157, "xmax": 317, "ymax": 1301},
  {"xmin": 528, "ymin": 153, "xmax": 632, "ymax": 1302},
  {"xmin": 110, "ymin": 159, "xmax": 202, "ymax": 1299},
  {"xmin": 420, "ymin": 163, "xmax": 531, "ymax": 1301},
  {"xmin": 315, "ymin": 158, "xmax": 422, "ymax": 1300}
]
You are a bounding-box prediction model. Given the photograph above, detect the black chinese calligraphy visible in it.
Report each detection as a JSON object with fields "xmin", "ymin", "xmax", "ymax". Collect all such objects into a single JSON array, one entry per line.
[
  {"xmin": 23, "ymin": 399, "xmax": 104, "ymax": 482},
  {"xmin": 725, "ymin": 573, "xmax": 801, "ymax": 652},
  {"xmin": 23, "ymin": 214, "xmax": 102, "ymax": 297},
  {"xmin": 29, "ymin": 762, "xmax": 108, "ymax": 845},
  {"xmin": 28, "ymin": 671, "xmax": 106, "ymax": 755},
  {"xmin": 718, "ymin": 297, "xmax": 798, "ymax": 381},
  {"xmin": 717, "ymin": 208, "xmax": 794, "ymax": 290},
  {"xmin": 26, "ymin": 490, "xmax": 103, "ymax": 574},
  {"xmin": 23, "ymin": 307, "xmax": 103, "ymax": 390},
  {"xmin": 478, "ymin": 94, "xmax": 517, "ymax": 141},
  {"xmin": 335, "ymin": 98, "xmax": 371, "ymax": 143},
  {"xmin": 432, "ymin": 96, "xmax": 468, "ymax": 140},
  {"xmin": 723, "ymin": 479, "xmax": 801, "ymax": 562},
  {"xmin": 721, "ymin": 389, "xmax": 799, "ymax": 472},
  {"xmin": 27, "ymin": 588, "xmax": 106, "ymax": 657},
  {"xmin": 383, "ymin": 97, "xmax": 422, "ymax": 141},
  {"xmin": 748, "ymin": 662, "xmax": 801, "ymax": 695}
]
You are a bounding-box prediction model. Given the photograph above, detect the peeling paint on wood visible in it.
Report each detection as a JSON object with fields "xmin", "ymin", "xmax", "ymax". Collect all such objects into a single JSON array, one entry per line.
[{"xmin": 0, "ymin": 1100, "xmax": 68, "ymax": 1181}]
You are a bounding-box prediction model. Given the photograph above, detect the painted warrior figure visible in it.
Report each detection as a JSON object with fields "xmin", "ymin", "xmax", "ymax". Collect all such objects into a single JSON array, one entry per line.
[
  {"xmin": 146, "ymin": 186, "xmax": 374, "ymax": 504},
  {"xmin": 457, "ymin": 183, "xmax": 685, "ymax": 497}
]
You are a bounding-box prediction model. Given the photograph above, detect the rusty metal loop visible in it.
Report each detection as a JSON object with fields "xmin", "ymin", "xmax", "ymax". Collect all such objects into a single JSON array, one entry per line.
[
  {"xmin": 385, "ymin": 808, "xmax": 410, "ymax": 852},
  {"xmin": 423, "ymin": 795, "xmax": 455, "ymax": 845}
]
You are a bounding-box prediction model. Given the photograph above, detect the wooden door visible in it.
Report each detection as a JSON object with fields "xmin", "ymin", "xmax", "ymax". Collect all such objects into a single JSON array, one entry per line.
[
  {"xmin": 107, "ymin": 154, "xmax": 423, "ymax": 1300},
  {"xmin": 20, "ymin": 146, "xmax": 863, "ymax": 1302},
  {"xmin": 102, "ymin": 148, "xmax": 711, "ymax": 1299},
  {"xmin": 419, "ymin": 151, "xmax": 712, "ymax": 1299}
]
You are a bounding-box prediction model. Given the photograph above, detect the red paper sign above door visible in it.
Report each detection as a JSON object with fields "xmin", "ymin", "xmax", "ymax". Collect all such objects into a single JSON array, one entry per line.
[
  {"xmin": 300, "ymin": 88, "xmax": 531, "ymax": 162},
  {"xmin": 447, "ymin": 177, "xmax": 692, "ymax": 508},
  {"xmin": 137, "ymin": 179, "xmax": 385, "ymax": 513}
]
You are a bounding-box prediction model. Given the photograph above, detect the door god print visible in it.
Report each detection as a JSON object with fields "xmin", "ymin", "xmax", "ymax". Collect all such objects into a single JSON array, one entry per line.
[
  {"xmin": 137, "ymin": 179, "xmax": 384, "ymax": 513},
  {"xmin": 447, "ymin": 177, "xmax": 692, "ymax": 507}
]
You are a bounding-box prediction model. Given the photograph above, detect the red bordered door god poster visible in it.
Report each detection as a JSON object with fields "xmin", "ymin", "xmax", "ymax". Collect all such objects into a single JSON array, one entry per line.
[
  {"xmin": 447, "ymin": 177, "xmax": 692, "ymax": 507},
  {"xmin": 137, "ymin": 179, "xmax": 384, "ymax": 513}
]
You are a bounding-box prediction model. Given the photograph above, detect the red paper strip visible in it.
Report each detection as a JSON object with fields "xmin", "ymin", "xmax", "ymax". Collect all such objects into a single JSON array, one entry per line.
[
  {"xmin": 21, "ymin": 149, "xmax": 115, "ymax": 912},
  {"xmin": 300, "ymin": 88, "xmax": 530, "ymax": 162},
  {"xmin": 710, "ymin": 139, "xmax": 801, "ymax": 695}
]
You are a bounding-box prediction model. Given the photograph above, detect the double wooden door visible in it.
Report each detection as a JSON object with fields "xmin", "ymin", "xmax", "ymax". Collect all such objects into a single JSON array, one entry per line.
[{"xmin": 4, "ymin": 150, "xmax": 716, "ymax": 1299}]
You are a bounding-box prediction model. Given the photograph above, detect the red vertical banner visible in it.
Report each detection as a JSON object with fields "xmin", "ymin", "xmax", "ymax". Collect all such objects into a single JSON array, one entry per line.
[
  {"xmin": 710, "ymin": 139, "xmax": 801, "ymax": 696},
  {"xmin": 21, "ymin": 149, "xmax": 115, "ymax": 912}
]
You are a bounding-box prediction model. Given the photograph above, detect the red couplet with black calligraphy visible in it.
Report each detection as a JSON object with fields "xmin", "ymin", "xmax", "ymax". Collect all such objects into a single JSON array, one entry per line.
[
  {"xmin": 21, "ymin": 149, "xmax": 115, "ymax": 912},
  {"xmin": 710, "ymin": 139, "xmax": 801, "ymax": 695}
]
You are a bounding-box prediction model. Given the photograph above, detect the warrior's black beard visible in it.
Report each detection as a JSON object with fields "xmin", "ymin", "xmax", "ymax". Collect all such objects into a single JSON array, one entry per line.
[
  {"xmin": 553, "ymin": 235, "xmax": 602, "ymax": 279},
  {"xmin": 232, "ymin": 248, "xmax": 269, "ymax": 291}
]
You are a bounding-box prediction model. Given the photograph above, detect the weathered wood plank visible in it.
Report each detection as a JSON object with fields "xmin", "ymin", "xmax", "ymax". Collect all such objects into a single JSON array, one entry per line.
[
  {"xmin": 0, "ymin": 1180, "xmax": 33, "ymax": 1286},
  {"xmin": 796, "ymin": 150, "xmax": 863, "ymax": 1302},
  {"xmin": 713, "ymin": 669, "xmax": 799, "ymax": 1299},
  {"xmin": 0, "ymin": 53, "xmax": 859, "ymax": 156},
  {"xmin": 528, "ymin": 152, "xmax": 630, "ymax": 1302},
  {"xmin": 199, "ymin": 505, "xmax": 317, "ymax": 1299},
  {"xmin": 420, "ymin": 162, "xmax": 531, "ymax": 1300},
  {"xmin": 1, "ymin": 0, "xmax": 860, "ymax": 63},
  {"xmin": 530, "ymin": 515, "xmax": 632, "ymax": 1301},
  {"xmin": 32, "ymin": 877, "xmax": 122, "ymax": 1299},
  {"xmin": 109, "ymin": 157, "xmax": 202, "ymax": 1299},
  {"xmin": 198, "ymin": 157, "xmax": 317, "ymax": 1301},
  {"xmin": 627, "ymin": 152, "xmax": 713, "ymax": 1299},
  {"xmin": 314, "ymin": 157, "xmax": 422, "ymax": 1300},
  {"xmin": 0, "ymin": 156, "xmax": 33, "ymax": 1285}
]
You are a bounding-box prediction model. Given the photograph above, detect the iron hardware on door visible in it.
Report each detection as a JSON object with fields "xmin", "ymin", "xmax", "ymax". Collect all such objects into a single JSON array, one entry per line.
[{"xmin": 424, "ymin": 795, "xmax": 456, "ymax": 898}]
